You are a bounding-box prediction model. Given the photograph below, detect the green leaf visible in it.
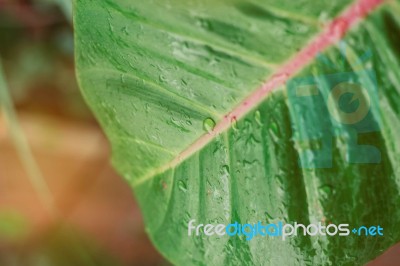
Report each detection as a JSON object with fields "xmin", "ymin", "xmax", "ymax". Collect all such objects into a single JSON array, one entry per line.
[{"xmin": 74, "ymin": 0, "xmax": 400, "ymax": 265}]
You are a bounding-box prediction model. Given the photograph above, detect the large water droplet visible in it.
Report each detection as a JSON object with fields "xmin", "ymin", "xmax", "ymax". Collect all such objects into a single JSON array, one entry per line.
[{"xmin": 203, "ymin": 118, "xmax": 216, "ymax": 133}]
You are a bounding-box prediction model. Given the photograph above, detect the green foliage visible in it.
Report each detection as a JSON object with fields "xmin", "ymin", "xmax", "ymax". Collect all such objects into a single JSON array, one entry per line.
[{"xmin": 75, "ymin": 0, "xmax": 400, "ymax": 265}]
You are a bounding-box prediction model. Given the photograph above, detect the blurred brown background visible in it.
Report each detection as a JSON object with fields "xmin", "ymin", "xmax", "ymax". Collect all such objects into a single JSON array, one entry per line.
[
  {"xmin": 0, "ymin": 1, "xmax": 397, "ymax": 265},
  {"xmin": 0, "ymin": 0, "xmax": 167, "ymax": 265}
]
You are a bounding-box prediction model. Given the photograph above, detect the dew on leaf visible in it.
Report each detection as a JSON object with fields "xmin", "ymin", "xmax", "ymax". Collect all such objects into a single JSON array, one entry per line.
[
  {"xmin": 121, "ymin": 26, "xmax": 129, "ymax": 35},
  {"xmin": 270, "ymin": 120, "xmax": 279, "ymax": 135},
  {"xmin": 159, "ymin": 75, "xmax": 168, "ymax": 83},
  {"xmin": 222, "ymin": 165, "xmax": 230, "ymax": 175},
  {"xmin": 246, "ymin": 134, "xmax": 261, "ymax": 145},
  {"xmin": 268, "ymin": 119, "xmax": 281, "ymax": 142},
  {"xmin": 203, "ymin": 117, "xmax": 216, "ymax": 133},
  {"xmin": 231, "ymin": 116, "xmax": 238, "ymax": 131},
  {"xmin": 183, "ymin": 211, "xmax": 191, "ymax": 224},
  {"xmin": 319, "ymin": 184, "xmax": 334, "ymax": 199},
  {"xmin": 178, "ymin": 180, "xmax": 187, "ymax": 192},
  {"xmin": 254, "ymin": 110, "xmax": 262, "ymax": 126},
  {"xmin": 242, "ymin": 159, "xmax": 259, "ymax": 168},
  {"xmin": 264, "ymin": 211, "xmax": 274, "ymax": 221},
  {"xmin": 144, "ymin": 103, "xmax": 151, "ymax": 113}
]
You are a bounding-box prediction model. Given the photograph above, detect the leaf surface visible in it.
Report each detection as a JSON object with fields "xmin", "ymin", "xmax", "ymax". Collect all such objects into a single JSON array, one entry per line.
[{"xmin": 74, "ymin": 0, "xmax": 400, "ymax": 264}]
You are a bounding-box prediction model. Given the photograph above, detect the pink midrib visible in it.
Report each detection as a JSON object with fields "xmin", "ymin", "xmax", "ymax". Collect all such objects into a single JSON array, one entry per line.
[{"xmin": 136, "ymin": 0, "xmax": 385, "ymax": 185}]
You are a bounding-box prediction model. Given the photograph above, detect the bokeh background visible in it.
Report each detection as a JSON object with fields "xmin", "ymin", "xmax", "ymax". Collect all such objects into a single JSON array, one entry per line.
[
  {"xmin": 0, "ymin": 1, "xmax": 397, "ymax": 265},
  {"xmin": 0, "ymin": 0, "xmax": 167, "ymax": 265}
]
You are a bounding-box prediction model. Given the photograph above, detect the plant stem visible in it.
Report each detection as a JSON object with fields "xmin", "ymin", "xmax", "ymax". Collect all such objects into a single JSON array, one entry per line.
[{"xmin": 0, "ymin": 59, "xmax": 56, "ymax": 216}]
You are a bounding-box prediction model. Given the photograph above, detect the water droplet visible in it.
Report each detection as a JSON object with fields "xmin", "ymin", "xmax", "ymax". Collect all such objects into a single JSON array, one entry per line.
[
  {"xmin": 270, "ymin": 120, "xmax": 279, "ymax": 135},
  {"xmin": 159, "ymin": 75, "xmax": 168, "ymax": 83},
  {"xmin": 264, "ymin": 211, "xmax": 274, "ymax": 221},
  {"xmin": 196, "ymin": 18, "xmax": 211, "ymax": 30},
  {"xmin": 222, "ymin": 165, "xmax": 230, "ymax": 175},
  {"xmin": 144, "ymin": 103, "xmax": 151, "ymax": 113},
  {"xmin": 268, "ymin": 119, "xmax": 281, "ymax": 142},
  {"xmin": 254, "ymin": 110, "xmax": 262, "ymax": 126},
  {"xmin": 231, "ymin": 116, "xmax": 238, "ymax": 131},
  {"xmin": 319, "ymin": 184, "xmax": 334, "ymax": 199},
  {"xmin": 178, "ymin": 180, "xmax": 187, "ymax": 192},
  {"xmin": 208, "ymin": 57, "xmax": 219, "ymax": 66},
  {"xmin": 226, "ymin": 242, "xmax": 235, "ymax": 253},
  {"xmin": 246, "ymin": 134, "xmax": 261, "ymax": 145},
  {"xmin": 242, "ymin": 159, "xmax": 259, "ymax": 168},
  {"xmin": 203, "ymin": 118, "xmax": 216, "ymax": 133},
  {"xmin": 121, "ymin": 26, "xmax": 129, "ymax": 35}
]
